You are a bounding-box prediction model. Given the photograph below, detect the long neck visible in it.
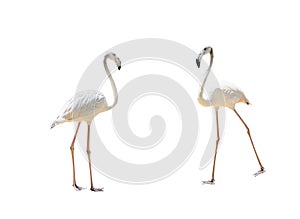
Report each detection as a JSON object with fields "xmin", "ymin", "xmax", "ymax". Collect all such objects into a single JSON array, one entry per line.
[
  {"xmin": 198, "ymin": 54, "xmax": 213, "ymax": 107},
  {"xmin": 104, "ymin": 57, "xmax": 118, "ymax": 109}
]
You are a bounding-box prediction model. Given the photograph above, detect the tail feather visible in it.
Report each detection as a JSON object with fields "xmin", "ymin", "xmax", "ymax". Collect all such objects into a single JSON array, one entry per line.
[
  {"xmin": 50, "ymin": 120, "xmax": 60, "ymax": 129},
  {"xmin": 50, "ymin": 121, "xmax": 57, "ymax": 129}
]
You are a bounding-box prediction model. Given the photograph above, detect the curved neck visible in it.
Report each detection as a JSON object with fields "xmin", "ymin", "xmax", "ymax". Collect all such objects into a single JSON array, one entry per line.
[
  {"xmin": 104, "ymin": 56, "xmax": 118, "ymax": 109},
  {"xmin": 198, "ymin": 52, "xmax": 213, "ymax": 107}
]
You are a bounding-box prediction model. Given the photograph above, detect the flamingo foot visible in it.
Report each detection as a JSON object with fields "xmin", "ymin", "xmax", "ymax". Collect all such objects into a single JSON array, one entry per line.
[
  {"xmin": 73, "ymin": 184, "xmax": 84, "ymax": 191},
  {"xmin": 254, "ymin": 168, "xmax": 265, "ymax": 177},
  {"xmin": 90, "ymin": 187, "xmax": 104, "ymax": 192},
  {"xmin": 202, "ymin": 179, "xmax": 215, "ymax": 185}
]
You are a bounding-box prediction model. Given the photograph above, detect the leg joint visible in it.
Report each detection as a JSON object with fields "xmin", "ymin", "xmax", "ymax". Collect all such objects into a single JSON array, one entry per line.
[{"xmin": 246, "ymin": 128, "xmax": 250, "ymax": 135}]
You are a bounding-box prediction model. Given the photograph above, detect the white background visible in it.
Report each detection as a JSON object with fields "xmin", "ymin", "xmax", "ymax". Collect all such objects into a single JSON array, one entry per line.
[{"xmin": 0, "ymin": 0, "xmax": 299, "ymax": 218}]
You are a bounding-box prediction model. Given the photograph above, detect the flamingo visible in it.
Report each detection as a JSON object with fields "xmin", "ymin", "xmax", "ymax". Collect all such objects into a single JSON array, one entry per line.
[
  {"xmin": 51, "ymin": 52, "xmax": 121, "ymax": 191},
  {"xmin": 196, "ymin": 47, "xmax": 265, "ymax": 184}
]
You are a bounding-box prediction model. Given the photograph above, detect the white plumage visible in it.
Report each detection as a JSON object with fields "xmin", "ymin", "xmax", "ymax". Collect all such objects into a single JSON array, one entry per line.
[
  {"xmin": 51, "ymin": 52, "xmax": 121, "ymax": 192},
  {"xmin": 51, "ymin": 90, "xmax": 108, "ymax": 128},
  {"xmin": 196, "ymin": 47, "xmax": 265, "ymax": 184}
]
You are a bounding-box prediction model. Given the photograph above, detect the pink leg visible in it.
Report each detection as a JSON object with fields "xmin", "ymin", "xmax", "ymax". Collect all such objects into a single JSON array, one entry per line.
[
  {"xmin": 203, "ymin": 109, "xmax": 220, "ymax": 185},
  {"xmin": 70, "ymin": 122, "xmax": 83, "ymax": 190},
  {"xmin": 86, "ymin": 124, "xmax": 104, "ymax": 192},
  {"xmin": 233, "ymin": 109, "xmax": 265, "ymax": 176}
]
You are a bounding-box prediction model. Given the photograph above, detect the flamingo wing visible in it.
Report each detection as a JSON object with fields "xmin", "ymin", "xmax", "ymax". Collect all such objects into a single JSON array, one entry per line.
[{"xmin": 51, "ymin": 90, "xmax": 106, "ymax": 128}]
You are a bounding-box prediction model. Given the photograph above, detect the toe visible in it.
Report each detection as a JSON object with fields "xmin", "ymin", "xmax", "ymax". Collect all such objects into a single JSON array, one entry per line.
[{"xmin": 90, "ymin": 187, "xmax": 104, "ymax": 192}]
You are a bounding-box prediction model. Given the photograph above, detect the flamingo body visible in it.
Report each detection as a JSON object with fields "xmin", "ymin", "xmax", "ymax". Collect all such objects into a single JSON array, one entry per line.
[
  {"xmin": 51, "ymin": 52, "xmax": 121, "ymax": 191},
  {"xmin": 51, "ymin": 90, "xmax": 109, "ymax": 128},
  {"xmin": 198, "ymin": 86, "xmax": 250, "ymax": 109},
  {"xmin": 196, "ymin": 46, "xmax": 264, "ymax": 184}
]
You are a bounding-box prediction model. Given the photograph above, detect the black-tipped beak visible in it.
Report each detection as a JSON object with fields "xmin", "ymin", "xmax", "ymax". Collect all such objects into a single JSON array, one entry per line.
[
  {"xmin": 196, "ymin": 59, "xmax": 200, "ymax": 68},
  {"xmin": 246, "ymin": 101, "xmax": 250, "ymax": 105},
  {"xmin": 118, "ymin": 66, "xmax": 121, "ymax": 70}
]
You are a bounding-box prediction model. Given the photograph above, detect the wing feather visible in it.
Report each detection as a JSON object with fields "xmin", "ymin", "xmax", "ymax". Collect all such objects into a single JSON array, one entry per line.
[{"xmin": 52, "ymin": 90, "xmax": 106, "ymax": 127}]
